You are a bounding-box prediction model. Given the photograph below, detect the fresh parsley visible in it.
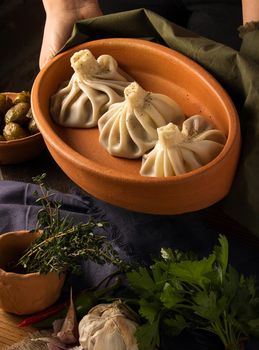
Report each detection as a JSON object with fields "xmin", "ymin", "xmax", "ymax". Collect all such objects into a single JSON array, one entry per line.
[{"xmin": 126, "ymin": 235, "xmax": 259, "ymax": 350}]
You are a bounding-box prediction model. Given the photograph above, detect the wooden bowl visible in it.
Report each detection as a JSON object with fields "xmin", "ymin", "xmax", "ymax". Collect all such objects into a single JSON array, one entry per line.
[
  {"xmin": 0, "ymin": 230, "xmax": 65, "ymax": 315},
  {"xmin": 31, "ymin": 38, "xmax": 241, "ymax": 214},
  {"xmin": 0, "ymin": 92, "xmax": 45, "ymax": 165}
]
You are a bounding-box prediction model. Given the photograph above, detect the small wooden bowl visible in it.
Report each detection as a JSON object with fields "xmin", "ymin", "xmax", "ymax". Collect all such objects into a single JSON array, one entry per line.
[
  {"xmin": 0, "ymin": 92, "xmax": 45, "ymax": 165},
  {"xmin": 0, "ymin": 230, "xmax": 65, "ymax": 315},
  {"xmin": 31, "ymin": 38, "xmax": 241, "ymax": 214}
]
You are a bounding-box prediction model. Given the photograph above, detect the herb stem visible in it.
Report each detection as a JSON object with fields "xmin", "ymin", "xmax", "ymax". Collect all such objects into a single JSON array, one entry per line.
[
  {"xmin": 17, "ymin": 174, "xmax": 124, "ymax": 275},
  {"xmin": 213, "ymin": 323, "xmax": 226, "ymax": 346},
  {"xmin": 21, "ymin": 229, "xmax": 75, "ymax": 258}
]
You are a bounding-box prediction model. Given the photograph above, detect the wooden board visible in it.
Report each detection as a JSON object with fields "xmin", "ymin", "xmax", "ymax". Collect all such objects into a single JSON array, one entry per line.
[{"xmin": 0, "ymin": 308, "xmax": 35, "ymax": 348}]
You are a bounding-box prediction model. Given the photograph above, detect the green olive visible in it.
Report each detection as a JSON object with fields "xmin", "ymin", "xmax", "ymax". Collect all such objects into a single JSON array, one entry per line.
[
  {"xmin": 28, "ymin": 118, "xmax": 39, "ymax": 134},
  {"xmin": 5, "ymin": 102, "xmax": 30, "ymax": 125},
  {"xmin": 0, "ymin": 94, "xmax": 13, "ymax": 115},
  {"xmin": 3, "ymin": 122, "xmax": 29, "ymax": 140},
  {"xmin": 26, "ymin": 107, "xmax": 33, "ymax": 119},
  {"xmin": 13, "ymin": 91, "xmax": 31, "ymax": 104}
]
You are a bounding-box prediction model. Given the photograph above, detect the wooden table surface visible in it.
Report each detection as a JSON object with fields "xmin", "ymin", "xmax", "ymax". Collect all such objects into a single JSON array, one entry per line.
[{"xmin": 0, "ymin": 308, "xmax": 35, "ymax": 348}]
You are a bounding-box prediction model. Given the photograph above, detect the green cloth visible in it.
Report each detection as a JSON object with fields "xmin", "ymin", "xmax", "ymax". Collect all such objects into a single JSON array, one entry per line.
[{"xmin": 62, "ymin": 8, "xmax": 259, "ymax": 237}]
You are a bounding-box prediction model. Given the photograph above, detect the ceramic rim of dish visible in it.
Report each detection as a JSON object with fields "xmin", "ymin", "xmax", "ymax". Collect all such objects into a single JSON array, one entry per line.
[{"xmin": 32, "ymin": 38, "xmax": 240, "ymax": 186}]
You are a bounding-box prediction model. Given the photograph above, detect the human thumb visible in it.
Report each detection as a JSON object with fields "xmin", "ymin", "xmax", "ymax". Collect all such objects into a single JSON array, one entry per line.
[{"xmin": 39, "ymin": 17, "xmax": 74, "ymax": 69}]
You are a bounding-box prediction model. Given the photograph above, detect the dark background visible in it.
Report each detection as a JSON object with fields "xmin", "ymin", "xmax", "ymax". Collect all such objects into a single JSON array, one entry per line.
[
  {"xmin": 0, "ymin": 0, "xmax": 72, "ymax": 188},
  {"xmin": 0, "ymin": 0, "xmax": 45, "ymax": 92}
]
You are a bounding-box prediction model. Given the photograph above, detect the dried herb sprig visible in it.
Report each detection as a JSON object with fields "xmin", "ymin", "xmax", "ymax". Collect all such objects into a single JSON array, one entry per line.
[{"xmin": 17, "ymin": 174, "xmax": 124, "ymax": 275}]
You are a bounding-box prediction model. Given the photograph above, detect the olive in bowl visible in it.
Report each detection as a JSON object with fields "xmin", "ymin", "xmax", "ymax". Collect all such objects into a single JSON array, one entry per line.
[{"xmin": 0, "ymin": 92, "xmax": 45, "ymax": 165}]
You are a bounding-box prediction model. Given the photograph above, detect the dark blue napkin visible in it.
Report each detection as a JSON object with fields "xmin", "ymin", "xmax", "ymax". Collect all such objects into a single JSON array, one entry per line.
[{"xmin": 0, "ymin": 180, "xmax": 258, "ymax": 350}]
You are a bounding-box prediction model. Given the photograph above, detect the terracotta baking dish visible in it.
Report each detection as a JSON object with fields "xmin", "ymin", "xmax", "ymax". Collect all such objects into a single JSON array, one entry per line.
[
  {"xmin": 0, "ymin": 92, "xmax": 45, "ymax": 165},
  {"xmin": 31, "ymin": 38, "xmax": 241, "ymax": 214}
]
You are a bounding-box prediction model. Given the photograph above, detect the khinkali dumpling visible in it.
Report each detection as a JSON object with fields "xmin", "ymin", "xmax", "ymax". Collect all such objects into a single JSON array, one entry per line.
[
  {"xmin": 50, "ymin": 49, "xmax": 133, "ymax": 128},
  {"xmin": 140, "ymin": 115, "xmax": 226, "ymax": 177},
  {"xmin": 98, "ymin": 82, "xmax": 185, "ymax": 159}
]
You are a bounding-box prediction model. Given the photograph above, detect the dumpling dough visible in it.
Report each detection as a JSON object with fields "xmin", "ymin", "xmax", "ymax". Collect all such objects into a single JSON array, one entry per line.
[
  {"xmin": 50, "ymin": 49, "xmax": 133, "ymax": 128},
  {"xmin": 98, "ymin": 82, "xmax": 185, "ymax": 159},
  {"xmin": 140, "ymin": 115, "xmax": 226, "ymax": 177}
]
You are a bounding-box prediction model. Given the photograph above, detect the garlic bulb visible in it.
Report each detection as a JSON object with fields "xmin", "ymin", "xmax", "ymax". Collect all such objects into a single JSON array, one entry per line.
[{"xmin": 79, "ymin": 301, "xmax": 139, "ymax": 350}]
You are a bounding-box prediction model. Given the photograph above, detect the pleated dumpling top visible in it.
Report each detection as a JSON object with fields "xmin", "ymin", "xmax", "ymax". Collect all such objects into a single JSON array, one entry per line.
[
  {"xmin": 50, "ymin": 49, "xmax": 133, "ymax": 128},
  {"xmin": 140, "ymin": 115, "xmax": 226, "ymax": 176},
  {"xmin": 98, "ymin": 82, "xmax": 185, "ymax": 159}
]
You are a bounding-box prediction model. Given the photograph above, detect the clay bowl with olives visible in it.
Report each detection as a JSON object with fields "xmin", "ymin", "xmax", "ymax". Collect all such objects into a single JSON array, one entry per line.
[{"xmin": 0, "ymin": 92, "xmax": 45, "ymax": 165}]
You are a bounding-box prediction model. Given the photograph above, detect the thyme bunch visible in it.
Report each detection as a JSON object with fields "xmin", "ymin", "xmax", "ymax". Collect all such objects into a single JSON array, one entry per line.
[{"xmin": 17, "ymin": 174, "xmax": 124, "ymax": 275}]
